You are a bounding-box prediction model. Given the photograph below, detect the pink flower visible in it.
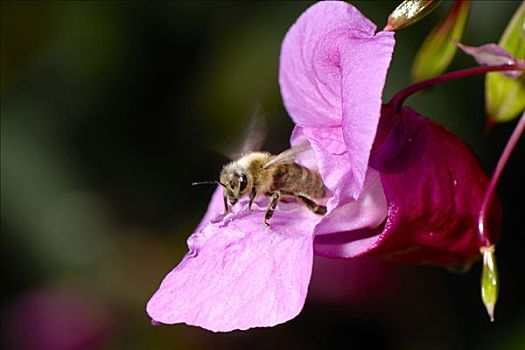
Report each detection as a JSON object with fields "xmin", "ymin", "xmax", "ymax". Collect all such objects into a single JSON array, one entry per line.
[
  {"xmin": 147, "ymin": 1, "xmax": 394, "ymax": 332},
  {"xmin": 146, "ymin": 1, "xmax": 500, "ymax": 332}
]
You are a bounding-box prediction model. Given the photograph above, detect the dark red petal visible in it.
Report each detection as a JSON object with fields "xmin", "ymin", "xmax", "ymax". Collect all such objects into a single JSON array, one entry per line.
[{"xmin": 315, "ymin": 105, "xmax": 502, "ymax": 266}]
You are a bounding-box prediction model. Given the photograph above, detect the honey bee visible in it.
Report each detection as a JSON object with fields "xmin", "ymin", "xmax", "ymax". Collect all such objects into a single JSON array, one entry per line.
[{"xmin": 194, "ymin": 144, "xmax": 327, "ymax": 226}]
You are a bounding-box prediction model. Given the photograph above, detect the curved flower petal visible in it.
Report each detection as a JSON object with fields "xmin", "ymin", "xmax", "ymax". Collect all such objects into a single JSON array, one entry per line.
[
  {"xmin": 315, "ymin": 105, "xmax": 502, "ymax": 266},
  {"xmin": 456, "ymin": 42, "xmax": 516, "ymax": 67},
  {"xmin": 456, "ymin": 41, "xmax": 523, "ymax": 78},
  {"xmin": 279, "ymin": 1, "xmax": 395, "ymax": 199},
  {"xmin": 147, "ymin": 200, "xmax": 321, "ymax": 332},
  {"xmin": 315, "ymin": 168, "xmax": 387, "ymax": 235},
  {"xmin": 291, "ymin": 125, "xmax": 355, "ymax": 205},
  {"xmin": 339, "ymin": 31, "xmax": 395, "ymax": 197},
  {"xmin": 280, "ymin": 1, "xmax": 377, "ymax": 127},
  {"xmin": 291, "ymin": 126, "xmax": 388, "ymax": 234}
]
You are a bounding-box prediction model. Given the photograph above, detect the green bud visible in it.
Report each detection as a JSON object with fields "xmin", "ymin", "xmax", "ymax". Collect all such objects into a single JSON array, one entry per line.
[
  {"xmin": 485, "ymin": 2, "xmax": 525, "ymax": 122},
  {"xmin": 411, "ymin": 0, "xmax": 471, "ymax": 82},
  {"xmin": 480, "ymin": 245, "xmax": 498, "ymax": 322},
  {"xmin": 385, "ymin": 0, "xmax": 442, "ymax": 31}
]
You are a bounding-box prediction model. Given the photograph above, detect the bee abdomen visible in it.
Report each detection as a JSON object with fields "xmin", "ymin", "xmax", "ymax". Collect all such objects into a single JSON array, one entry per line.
[{"xmin": 271, "ymin": 163, "xmax": 325, "ymax": 199}]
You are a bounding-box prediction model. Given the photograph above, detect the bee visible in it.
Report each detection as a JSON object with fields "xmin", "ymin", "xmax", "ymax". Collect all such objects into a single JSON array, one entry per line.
[{"xmin": 194, "ymin": 144, "xmax": 327, "ymax": 226}]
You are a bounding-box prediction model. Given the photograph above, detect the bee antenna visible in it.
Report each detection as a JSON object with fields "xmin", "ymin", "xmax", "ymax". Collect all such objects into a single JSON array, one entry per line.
[{"xmin": 192, "ymin": 181, "xmax": 226, "ymax": 188}]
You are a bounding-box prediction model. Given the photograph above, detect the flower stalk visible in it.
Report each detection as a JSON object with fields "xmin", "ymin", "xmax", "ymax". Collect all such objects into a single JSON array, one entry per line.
[
  {"xmin": 479, "ymin": 112, "xmax": 525, "ymax": 245},
  {"xmin": 478, "ymin": 112, "xmax": 524, "ymax": 321},
  {"xmin": 388, "ymin": 64, "xmax": 525, "ymax": 112}
]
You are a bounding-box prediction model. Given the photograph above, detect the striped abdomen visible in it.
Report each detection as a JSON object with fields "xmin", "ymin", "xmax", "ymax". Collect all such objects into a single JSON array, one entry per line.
[{"xmin": 270, "ymin": 163, "xmax": 325, "ymax": 199}]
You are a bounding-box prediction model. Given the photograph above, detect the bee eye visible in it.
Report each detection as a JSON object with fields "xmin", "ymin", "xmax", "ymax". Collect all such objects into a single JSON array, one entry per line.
[{"xmin": 239, "ymin": 174, "xmax": 248, "ymax": 192}]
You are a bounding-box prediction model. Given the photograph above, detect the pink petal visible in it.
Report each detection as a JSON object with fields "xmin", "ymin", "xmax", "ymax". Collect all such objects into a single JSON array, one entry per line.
[
  {"xmin": 291, "ymin": 125, "xmax": 356, "ymax": 205},
  {"xmin": 456, "ymin": 42, "xmax": 516, "ymax": 66},
  {"xmin": 291, "ymin": 127, "xmax": 388, "ymax": 236},
  {"xmin": 280, "ymin": 1, "xmax": 377, "ymax": 127},
  {"xmin": 146, "ymin": 199, "xmax": 321, "ymax": 332},
  {"xmin": 279, "ymin": 1, "xmax": 395, "ymax": 198},
  {"xmin": 315, "ymin": 105, "xmax": 502, "ymax": 266},
  {"xmin": 340, "ymin": 31, "xmax": 396, "ymax": 197},
  {"xmin": 456, "ymin": 41, "xmax": 522, "ymax": 78},
  {"xmin": 315, "ymin": 168, "xmax": 387, "ymax": 236}
]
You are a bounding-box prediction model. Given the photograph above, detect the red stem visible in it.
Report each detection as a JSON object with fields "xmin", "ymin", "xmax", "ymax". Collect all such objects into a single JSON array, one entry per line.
[
  {"xmin": 478, "ymin": 113, "xmax": 525, "ymax": 245},
  {"xmin": 388, "ymin": 64, "xmax": 525, "ymax": 112}
]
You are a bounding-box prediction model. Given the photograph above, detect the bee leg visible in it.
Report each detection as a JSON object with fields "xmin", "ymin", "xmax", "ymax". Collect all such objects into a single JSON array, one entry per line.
[
  {"xmin": 264, "ymin": 192, "xmax": 280, "ymax": 226},
  {"xmin": 223, "ymin": 193, "xmax": 230, "ymax": 215},
  {"xmin": 297, "ymin": 195, "xmax": 327, "ymax": 215},
  {"xmin": 248, "ymin": 187, "xmax": 257, "ymax": 211}
]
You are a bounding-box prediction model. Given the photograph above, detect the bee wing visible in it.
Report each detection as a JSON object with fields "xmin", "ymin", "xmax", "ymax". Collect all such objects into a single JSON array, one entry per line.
[
  {"xmin": 223, "ymin": 103, "xmax": 267, "ymax": 160},
  {"xmin": 263, "ymin": 143, "xmax": 311, "ymax": 169},
  {"xmin": 238, "ymin": 103, "xmax": 267, "ymax": 156}
]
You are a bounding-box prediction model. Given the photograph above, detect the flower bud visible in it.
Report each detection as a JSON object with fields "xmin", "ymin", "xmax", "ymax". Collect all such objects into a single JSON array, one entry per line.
[
  {"xmin": 486, "ymin": 2, "xmax": 525, "ymax": 122},
  {"xmin": 480, "ymin": 245, "xmax": 499, "ymax": 322},
  {"xmin": 412, "ymin": 0, "xmax": 471, "ymax": 82},
  {"xmin": 385, "ymin": 0, "xmax": 442, "ymax": 31}
]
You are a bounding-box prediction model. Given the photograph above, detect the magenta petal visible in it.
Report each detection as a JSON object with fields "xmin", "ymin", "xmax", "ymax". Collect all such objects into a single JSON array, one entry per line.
[
  {"xmin": 315, "ymin": 105, "xmax": 502, "ymax": 265},
  {"xmin": 279, "ymin": 1, "xmax": 395, "ymax": 198},
  {"xmin": 146, "ymin": 201, "xmax": 320, "ymax": 332}
]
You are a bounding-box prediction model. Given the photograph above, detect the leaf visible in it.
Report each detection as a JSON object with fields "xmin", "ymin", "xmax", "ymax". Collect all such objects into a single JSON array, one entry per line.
[
  {"xmin": 385, "ymin": 0, "xmax": 442, "ymax": 31},
  {"xmin": 411, "ymin": 0, "xmax": 471, "ymax": 82},
  {"xmin": 485, "ymin": 2, "xmax": 525, "ymax": 122}
]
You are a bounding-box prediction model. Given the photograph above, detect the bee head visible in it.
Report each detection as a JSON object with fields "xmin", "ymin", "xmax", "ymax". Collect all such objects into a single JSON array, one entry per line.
[{"xmin": 220, "ymin": 164, "xmax": 249, "ymax": 205}]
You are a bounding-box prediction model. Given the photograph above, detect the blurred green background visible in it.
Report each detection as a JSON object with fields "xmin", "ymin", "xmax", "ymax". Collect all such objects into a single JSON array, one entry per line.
[{"xmin": 1, "ymin": 1, "xmax": 524, "ymax": 349}]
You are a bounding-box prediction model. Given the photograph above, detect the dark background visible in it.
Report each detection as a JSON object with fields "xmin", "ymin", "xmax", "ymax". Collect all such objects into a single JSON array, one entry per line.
[{"xmin": 2, "ymin": 1, "xmax": 524, "ymax": 349}]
